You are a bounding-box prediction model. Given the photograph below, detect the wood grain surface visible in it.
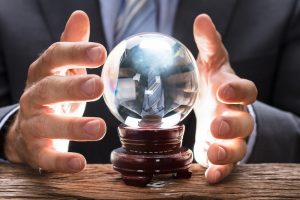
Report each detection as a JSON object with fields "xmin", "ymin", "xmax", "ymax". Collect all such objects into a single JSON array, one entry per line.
[{"xmin": 0, "ymin": 163, "xmax": 299, "ymax": 199}]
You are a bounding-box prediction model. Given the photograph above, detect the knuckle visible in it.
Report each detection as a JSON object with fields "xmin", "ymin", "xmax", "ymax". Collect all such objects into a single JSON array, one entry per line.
[
  {"xmin": 66, "ymin": 75, "xmax": 102, "ymax": 100},
  {"xmin": 36, "ymin": 116, "xmax": 48, "ymax": 136},
  {"xmin": 208, "ymin": 47, "xmax": 228, "ymax": 68},
  {"xmin": 43, "ymin": 42, "xmax": 60, "ymax": 67},
  {"xmin": 229, "ymin": 116, "xmax": 239, "ymax": 131},
  {"xmin": 23, "ymin": 115, "xmax": 46, "ymax": 139},
  {"xmin": 27, "ymin": 62, "xmax": 36, "ymax": 83},
  {"xmin": 65, "ymin": 77, "xmax": 78, "ymax": 98},
  {"xmin": 40, "ymin": 51, "xmax": 51, "ymax": 68},
  {"xmin": 69, "ymin": 44, "xmax": 81, "ymax": 61},
  {"xmin": 230, "ymin": 113, "xmax": 250, "ymax": 137},
  {"xmin": 200, "ymin": 54, "xmax": 222, "ymax": 70},
  {"xmin": 19, "ymin": 93, "xmax": 28, "ymax": 110},
  {"xmin": 48, "ymin": 42, "xmax": 60, "ymax": 53},
  {"xmin": 66, "ymin": 118, "xmax": 77, "ymax": 137},
  {"xmin": 36, "ymin": 77, "xmax": 52, "ymax": 103},
  {"xmin": 19, "ymin": 91, "xmax": 32, "ymax": 113}
]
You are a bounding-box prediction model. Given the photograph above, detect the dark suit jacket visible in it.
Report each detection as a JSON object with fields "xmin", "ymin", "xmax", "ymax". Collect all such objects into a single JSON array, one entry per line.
[{"xmin": 0, "ymin": 0, "xmax": 299, "ymax": 163}]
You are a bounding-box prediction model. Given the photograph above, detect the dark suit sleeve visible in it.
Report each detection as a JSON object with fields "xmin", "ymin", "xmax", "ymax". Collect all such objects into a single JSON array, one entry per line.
[
  {"xmin": 249, "ymin": 101, "xmax": 300, "ymax": 162},
  {"xmin": 0, "ymin": 34, "xmax": 20, "ymax": 160},
  {"xmin": 249, "ymin": 2, "xmax": 300, "ymax": 163},
  {"xmin": 0, "ymin": 41, "xmax": 11, "ymax": 107}
]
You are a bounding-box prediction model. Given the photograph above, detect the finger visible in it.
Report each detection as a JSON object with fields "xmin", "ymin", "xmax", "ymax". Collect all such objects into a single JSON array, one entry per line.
[
  {"xmin": 60, "ymin": 11, "xmax": 90, "ymax": 82},
  {"xmin": 61, "ymin": 10, "xmax": 90, "ymax": 42},
  {"xmin": 24, "ymin": 75, "xmax": 103, "ymax": 109},
  {"xmin": 205, "ymin": 164, "xmax": 234, "ymax": 184},
  {"xmin": 207, "ymin": 139, "xmax": 247, "ymax": 165},
  {"xmin": 28, "ymin": 42, "xmax": 106, "ymax": 83},
  {"xmin": 36, "ymin": 148, "xmax": 86, "ymax": 173},
  {"xmin": 24, "ymin": 115, "xmax": 106, "ymax": 141},
  {"xmin": 217, "ymin": 79, "xmax": 257, "ymax": 104},
  {"xmin": 210, "ymin": 110, "xmax": 254, "ymax": 139},
  {"xmin": 193, "ymin": 14, "xmax": 228, "ymax": 70}
]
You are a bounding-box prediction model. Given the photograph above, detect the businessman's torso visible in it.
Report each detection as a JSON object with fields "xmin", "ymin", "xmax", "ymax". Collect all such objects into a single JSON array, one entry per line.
[{"xmin": 0, "ymin": 0, "xmax": 296, "ymax": 163}]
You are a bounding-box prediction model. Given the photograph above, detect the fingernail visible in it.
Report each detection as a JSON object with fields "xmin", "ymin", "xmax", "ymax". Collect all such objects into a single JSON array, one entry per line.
[
  {"xmin": 87, "ymin": 46, "xmax": 102, "ymax": 62},
  {"xmin": 68, "ymin": 157, "xmax": 83, "ymax": 171},
  {"xmin": 83, "ymin": 120, "xmax": 100, "ymax": 138},
  {"xmin": 214, "ymin": 170, "xmax": 222, "ymax": 183},
  {"xmin": 218, "ymin": 119, "xmax": 230, "ymax": 137},
  {"xmin": 222, "ymin": 85, "xmax": 235, "ymax": 100},
  {"xmin": 217, "ymin": 146, "xmax": 226, "ymax": 161},
  {"xmin": 81, "ymin": 78, "xmax": 95, "ymax": 96}
]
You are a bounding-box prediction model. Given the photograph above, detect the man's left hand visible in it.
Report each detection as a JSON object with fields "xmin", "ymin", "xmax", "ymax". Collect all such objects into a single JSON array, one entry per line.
[{"xmin": 192, "ymin": 14, "xmax": 257, "ymax": 184}]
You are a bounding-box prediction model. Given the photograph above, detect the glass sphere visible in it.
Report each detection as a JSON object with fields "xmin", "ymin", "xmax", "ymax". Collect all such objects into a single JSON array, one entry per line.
[{"xmin": 102, "ymin": 33, "xmax": 199, "ymax": 128}]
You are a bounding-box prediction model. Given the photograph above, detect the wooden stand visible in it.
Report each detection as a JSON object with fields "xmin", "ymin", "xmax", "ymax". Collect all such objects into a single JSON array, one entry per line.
[{"xmin": 111, "ymin": 124, "xmax": 193, "ymax": 186}]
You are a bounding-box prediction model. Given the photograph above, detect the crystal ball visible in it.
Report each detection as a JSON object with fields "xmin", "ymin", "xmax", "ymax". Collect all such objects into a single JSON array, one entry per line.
[{"xmin": 102, "ymin": 33, "xmax": 199, "ymax": 128}]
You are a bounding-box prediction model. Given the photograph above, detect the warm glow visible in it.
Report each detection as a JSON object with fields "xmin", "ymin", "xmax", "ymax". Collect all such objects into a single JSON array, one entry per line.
[
  {"xmin": 193, "ymin": 87, "xmax": 217, "ymax": 168},
  {"xmin": 53, "ymin": 139, "xmax": 69, "ymax": 152},
  {"xmin": 50, "ymin": 102, "xmax": 86, "ymax": 152}
]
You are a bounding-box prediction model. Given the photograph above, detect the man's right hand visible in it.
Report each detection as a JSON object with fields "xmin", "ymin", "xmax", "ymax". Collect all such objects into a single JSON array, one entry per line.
[{"xmin": 4, "ymin": 11, "xmax": 107, "ymax": 173}]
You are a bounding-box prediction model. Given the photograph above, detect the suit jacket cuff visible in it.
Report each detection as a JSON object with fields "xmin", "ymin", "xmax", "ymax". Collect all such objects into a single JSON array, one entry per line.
[{"xmin": 247, "ymin": 101, "xmax": 300, "ymax": 162}]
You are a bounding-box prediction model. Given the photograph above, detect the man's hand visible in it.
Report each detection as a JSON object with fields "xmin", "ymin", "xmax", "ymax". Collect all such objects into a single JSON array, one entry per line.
[
  {"xmin": 4, "ymin": 11, "xmax": 107, "ymax": 173},
  {"xmin": 193, "ymin": 15, "xmax": 257, "ymax": 184}
]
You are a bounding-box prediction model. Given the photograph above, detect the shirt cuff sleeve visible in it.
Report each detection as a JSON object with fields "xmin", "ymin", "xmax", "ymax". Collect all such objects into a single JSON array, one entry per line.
[
  {"xmin": 0, "ymin": 104, "xmax": 19, "ymax": 130},
  {"xmin": 0, "ymin": 104, "xmax": 19, "ymax": 162},
  {"xmin": 240, "ymin": 104, "xmax": 257, "ymax": 164}
]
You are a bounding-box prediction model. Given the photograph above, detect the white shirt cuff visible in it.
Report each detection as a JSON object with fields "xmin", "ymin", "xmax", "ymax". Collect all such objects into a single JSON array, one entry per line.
[
  {"xmin": 0, "ymin": 104, "xmax": 19, "ymax": 161},
  {"xmin": 240, "ymin": 104, "xmax": 257, "ymax": 163},
  {"xmin": 0, "ymin": 105, "xmax": 19, "ymax": 130}
]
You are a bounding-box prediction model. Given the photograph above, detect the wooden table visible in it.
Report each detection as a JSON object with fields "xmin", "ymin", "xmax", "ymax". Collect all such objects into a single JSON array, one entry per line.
[{"xmin": 0, "ymin": 163, "xmax": 299, "ymax": 199}]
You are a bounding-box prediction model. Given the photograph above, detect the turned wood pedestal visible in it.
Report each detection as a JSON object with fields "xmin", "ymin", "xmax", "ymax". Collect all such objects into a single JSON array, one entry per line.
[{"xmin": 111, "ymin": 124, "xmax": 193, "ymax": 186}]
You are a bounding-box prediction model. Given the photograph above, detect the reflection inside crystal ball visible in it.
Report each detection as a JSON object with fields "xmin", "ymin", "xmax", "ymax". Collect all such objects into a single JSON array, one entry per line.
[{"xmin": 102, "ymin": 33, "xmax": 199, "ymax": 128}]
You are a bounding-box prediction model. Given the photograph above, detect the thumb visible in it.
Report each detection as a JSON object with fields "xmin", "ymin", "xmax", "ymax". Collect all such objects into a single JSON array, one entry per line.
[
  {"xmin": 193, "ymin": 14, "xmax": 228, "ymax": 70},
  {"xmin": 61, "ymin": 10, "xmax": 90, "ymax": 42}
]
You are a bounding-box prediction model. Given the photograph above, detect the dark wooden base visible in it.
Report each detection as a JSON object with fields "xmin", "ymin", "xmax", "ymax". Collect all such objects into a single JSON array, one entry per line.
[{"xmin": 111, "ymin": 124, "xmax": 193, "ymax": 186}]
